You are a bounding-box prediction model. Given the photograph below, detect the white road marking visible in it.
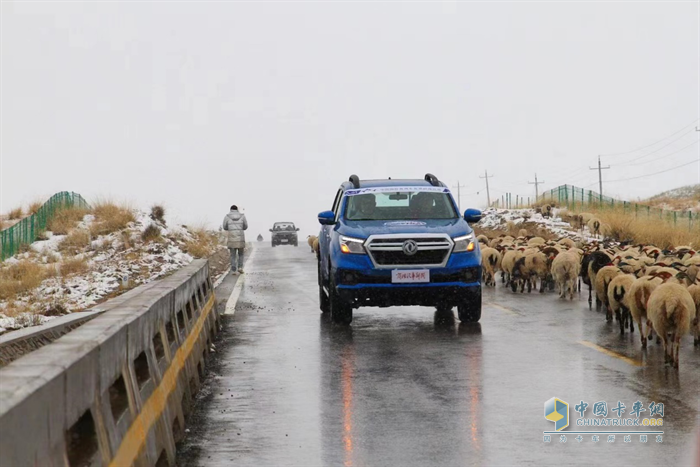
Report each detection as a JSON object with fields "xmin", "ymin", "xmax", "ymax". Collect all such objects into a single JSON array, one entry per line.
[{"xmin": 223, "ymin": 246, "xmax": 257, "ymax": 315}]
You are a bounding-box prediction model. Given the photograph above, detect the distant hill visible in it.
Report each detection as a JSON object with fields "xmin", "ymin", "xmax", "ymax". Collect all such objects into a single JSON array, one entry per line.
[
  {"xmin": 643, "ymin": 184, "xmax": 700, "ymax": 212},
  {"xmin": 648, "ymin": 184, "xmax": 700, "ymax": 200}
]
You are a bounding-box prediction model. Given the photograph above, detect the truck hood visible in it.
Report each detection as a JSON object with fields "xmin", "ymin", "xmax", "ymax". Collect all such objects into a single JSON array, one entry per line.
[{"xmin": 339, "ymin": 218, "xmax": 472, "ymax": 239}]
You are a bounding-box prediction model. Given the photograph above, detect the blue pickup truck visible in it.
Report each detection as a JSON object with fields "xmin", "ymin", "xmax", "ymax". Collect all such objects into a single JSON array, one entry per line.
[{"xmin": 317, "ymin": 174, "xmax": 483, "ymax": 324}]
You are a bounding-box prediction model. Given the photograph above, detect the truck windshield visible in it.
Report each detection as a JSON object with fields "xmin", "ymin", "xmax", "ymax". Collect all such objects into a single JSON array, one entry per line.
[{"xmin": 345, "ymin": 191, "xmax": 458, "ymax": 221}]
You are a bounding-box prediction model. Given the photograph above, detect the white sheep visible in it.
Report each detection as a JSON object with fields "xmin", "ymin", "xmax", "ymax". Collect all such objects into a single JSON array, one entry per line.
[
  {"xmin": 628, "ymin": 275, "xmax": 664, "ymax": 349},
  {"xmin": 551, "ymin": 251, "xmax": 581, "ymax": 300},
  {"xmin": 587, "ymin": 217, "xmax": 602, "ymax": 239},
  {"xmin": 594, "ymin": 265, "xmax": 620, "ymax": 321},
  {"xmin": 647, "ymin": 283, "xmax": 695, "ymax": 369},
  {"xmin": 481, "ymin": 247, "xmax": 502, "ymax": 287},
  {"xmin": 307, "ymin": 235, "xmax": 318, "ymax": 253},
  {"xmin": 686, "ymin": 284, "xmax": 700, "ymax": 347}
]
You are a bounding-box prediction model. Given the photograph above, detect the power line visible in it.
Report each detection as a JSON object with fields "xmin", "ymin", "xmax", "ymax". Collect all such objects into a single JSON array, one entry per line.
[
  {"xmin": 627, "ymin": 139, "xmax": 698, "ymax": 166},
  {"xmin": 605, "ymin": 159, "xmax": 699, "ymax": 183},
  {"xmin": 611, "ymin": 128, "xmax": 697, "ymax": 165},
  {"xmin": 599, "ymin": 119, "xmax": 699, "ymax": 157}
]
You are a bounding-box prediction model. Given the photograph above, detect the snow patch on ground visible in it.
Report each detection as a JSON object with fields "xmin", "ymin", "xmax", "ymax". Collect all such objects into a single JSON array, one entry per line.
[
  {"xmin": 476, "ymin": 208, "xmax": 600, "ymax": 243},
  {"xmin": 0, "ymin": 210, "xmax": 222, "ymax": 335}
]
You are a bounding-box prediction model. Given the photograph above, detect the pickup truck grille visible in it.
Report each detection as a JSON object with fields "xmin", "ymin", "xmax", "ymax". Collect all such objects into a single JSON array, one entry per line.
[{"xmin": 365, "ymin": 235, "xmax": 453, "ymax": 268}]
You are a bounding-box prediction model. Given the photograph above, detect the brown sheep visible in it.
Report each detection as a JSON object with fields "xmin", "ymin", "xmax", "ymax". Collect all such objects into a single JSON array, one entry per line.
[
  {"xmin": 607, "ymin": 274, "xmax": 636, "ymax": 334},
  {"xmin": 647, "ymin": 283, "xmax": 695, "ymax": 369},
  {"xmin": 312, "ymin": 237, "xmax": 320, "ymax": 255}
]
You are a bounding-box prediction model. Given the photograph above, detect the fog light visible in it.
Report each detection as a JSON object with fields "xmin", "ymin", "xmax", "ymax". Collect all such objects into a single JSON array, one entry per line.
[
  {"xmin": 464, "ymin": 268, "xmax": 477, "ymax": 282},
  {"xmin": 342, "ymin": 271, "xmax": 357, "ymax": 285}
]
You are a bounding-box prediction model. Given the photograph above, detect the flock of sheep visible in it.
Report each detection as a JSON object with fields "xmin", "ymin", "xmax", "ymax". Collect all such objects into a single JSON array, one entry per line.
[{"xmin": 479, "ymin": 229, "xmax": 700, "ymax": 370}]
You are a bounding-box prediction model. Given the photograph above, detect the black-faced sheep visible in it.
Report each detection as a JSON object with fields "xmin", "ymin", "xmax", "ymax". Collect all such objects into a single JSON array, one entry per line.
[{"xmin": 607, "ymin": 274, "xmax": 636, "ymax": 334}]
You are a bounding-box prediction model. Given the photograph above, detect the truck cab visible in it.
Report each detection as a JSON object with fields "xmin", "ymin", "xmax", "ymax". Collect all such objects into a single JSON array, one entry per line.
[{"xmin": 317, "ymin": 174, "xmax": 482, "ymax": 324}]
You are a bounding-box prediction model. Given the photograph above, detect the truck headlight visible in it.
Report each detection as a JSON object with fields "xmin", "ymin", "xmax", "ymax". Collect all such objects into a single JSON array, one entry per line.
[
  {"xmin": 339, "ymin": 236, "xmax": 366, "ymax": 254},
  {"xmin": 453, "ymin": 234, "xmax": 475, "ymax": 253}
]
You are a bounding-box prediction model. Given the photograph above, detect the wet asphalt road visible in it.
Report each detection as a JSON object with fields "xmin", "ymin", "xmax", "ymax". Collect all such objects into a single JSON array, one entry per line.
[{"xmin": 178, "ymin": 244, "xmax": 700, "ymax": 466}]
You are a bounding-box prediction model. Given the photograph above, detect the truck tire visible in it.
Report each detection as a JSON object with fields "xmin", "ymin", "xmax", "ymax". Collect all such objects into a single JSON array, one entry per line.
[
  {"xmin": 329, "ymin": 278, "xmax": 352, "ymax": 324},
  {"xmin": 457, "ymin": 288, "xmax": 482, "ymax": 323},
  {"xmin": 318, "ymin": 262, "xmax": 329, "ymax": 313}
]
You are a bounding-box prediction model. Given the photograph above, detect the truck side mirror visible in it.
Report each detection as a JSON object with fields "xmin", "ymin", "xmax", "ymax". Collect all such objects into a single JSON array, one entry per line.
[
  {"xmin": 318, "ymin": 211, "xmax": 336, "ymax": 225},
  {"xmin": 464, "ymin": 208, "xmax": 482, "ymax": 223}
]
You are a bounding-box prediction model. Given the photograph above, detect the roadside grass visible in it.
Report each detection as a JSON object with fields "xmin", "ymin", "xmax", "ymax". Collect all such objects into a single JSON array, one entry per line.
[
  {"xmin": 184, "ymin": 227, "xmax": 219, "ymax": 258},
  {"xmin": 7, "ymin": 207, "xmax": 23, "ymax": 220},
  {"xmin": 60, "ymin": 256, "xmax": 90, "ymax": 276},
  {"xmin": 59, "ymin": 229, "xmax": 92, "ymax": 254},
  {"xmin": 0, "ymin": 261, "xmax": 47, "ymax": 301},
  {"xmin": 570, "ymin": 206, "xmax": 700, "ymax": 248},
  {"xmin": 28, "ymin": 200, "xmax": 43, "ymax": 215},
  {"xmin": 90, "ymin": 201, "xmax": 135, "ymax": 236},
  {"xmin": 641, "ymin": 195, "xmax": 700, "ymax": 212},
  {"xmin": 48, "ymin": 207, "xmax": 91, "ymax": 235}
]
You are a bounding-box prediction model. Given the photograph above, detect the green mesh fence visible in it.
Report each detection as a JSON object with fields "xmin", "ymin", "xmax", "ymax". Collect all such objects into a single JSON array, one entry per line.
[
  {"xmin": 538, "ymin": 185, "xmax": 698, "ymax": 231},
  {"xmin": 1, "ymin": 192, "xmax": 89, "ymax": 261}
]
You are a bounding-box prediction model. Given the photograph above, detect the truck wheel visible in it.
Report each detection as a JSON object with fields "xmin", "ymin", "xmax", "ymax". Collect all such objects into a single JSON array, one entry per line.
[
  {"xmin": 329, "ymin": 278, "xmax": 353, "ymax": 324},
  {"xmin": 318, "ymin": 262, "xmax": 329, "ymax": 313},
  {"xmin": 271, "ymin": 242, "xmax": 276, "ymax": 247},
  {"xmin": 457, "ymin": 289, "xmax": 482, "ymax": 323}
]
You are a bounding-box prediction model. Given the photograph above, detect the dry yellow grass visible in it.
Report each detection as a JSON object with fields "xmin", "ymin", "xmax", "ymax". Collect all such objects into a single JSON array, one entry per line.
[
  {"xmin": 7, "ymin": 207, "xmax": 23, "ymax": 220},
  {"xmin": 28, "ymin": 200, "xmax": 43, "ymax": 215},
  {"xmin": 0, "ymin": 261, "xmax": 47, "ymax": 300},
  {"xmin": 184, "ymin": 228, "xmax": 219, "ymax": 258},
  {"xmin": 90, "ymin": 202, "xmax": 135, "ymax": 236},
  {"xmin": 48, "ymin": 207, "xmax": 90, "ymax": 235},
  {"xmin": 59, "ymin": 229, "xmax": 91, "ymax": 254},
  {"xmin": 573, "ymin": 206, "xmax": 700, "ymax": 249},
  {"xmin": 60, "ymin": 256, "xmax": 90, "ymax": 276}
]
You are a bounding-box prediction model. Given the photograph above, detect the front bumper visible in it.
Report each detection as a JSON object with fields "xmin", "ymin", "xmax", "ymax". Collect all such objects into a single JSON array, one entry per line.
[{"xmin": 337, "ymin": 281, "xmax": 481, "ymax": 308}]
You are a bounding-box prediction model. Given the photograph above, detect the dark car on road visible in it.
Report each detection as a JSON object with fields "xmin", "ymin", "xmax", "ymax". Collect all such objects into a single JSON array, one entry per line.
[{"xmin": 270, "ymin": 222, "xmax": 299, "ymax": 247}]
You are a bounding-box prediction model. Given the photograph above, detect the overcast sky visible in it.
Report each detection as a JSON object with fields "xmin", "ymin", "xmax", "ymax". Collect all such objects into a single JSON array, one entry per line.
[{"xmin": 2, "ymin": 1, "xmax": 699, "ymax": 237}]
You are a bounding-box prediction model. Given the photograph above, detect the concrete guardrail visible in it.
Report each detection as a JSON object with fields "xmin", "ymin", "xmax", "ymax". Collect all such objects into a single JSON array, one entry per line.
[{"xmin": 0, "ymin": 259, "xmax": 220, "ymax": 467}]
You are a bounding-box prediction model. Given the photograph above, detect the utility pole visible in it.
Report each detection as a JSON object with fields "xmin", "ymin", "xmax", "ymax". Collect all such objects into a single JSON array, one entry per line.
[
  {"xmin": 528, "ymin": 173, "xmax": 545, "ymax": 202},
  {"xmin": 589, "ymin": 155, "xmax": 610, "ymax": 199},
  {"xmin": 452, "ymin": 181, "xmax": 467, "ymax": 211},
  {"xmin": 479, "ymin": 170, "xmax": 493, "ymax": 207}
]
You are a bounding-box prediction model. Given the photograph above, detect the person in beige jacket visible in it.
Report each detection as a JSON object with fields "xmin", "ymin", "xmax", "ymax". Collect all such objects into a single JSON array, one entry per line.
[{"xmin": 222, "ymin": 205, "xmax": 248, "ymax": 274}]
